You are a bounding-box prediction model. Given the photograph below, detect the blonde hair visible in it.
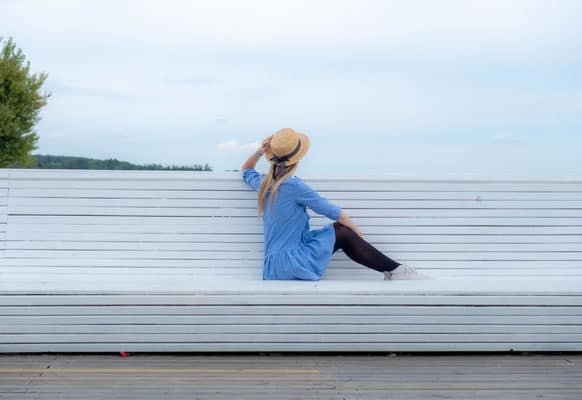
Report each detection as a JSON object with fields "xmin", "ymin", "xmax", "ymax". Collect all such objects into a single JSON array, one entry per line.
[{"xmin": 257, "ymin": 162, "xmax": 300, "ymax": 217}]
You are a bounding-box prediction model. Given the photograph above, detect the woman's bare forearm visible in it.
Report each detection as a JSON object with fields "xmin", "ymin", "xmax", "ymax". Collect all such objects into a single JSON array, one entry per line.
[
  {"xmin": 337, "ymin": 211, "xmax": 364, "ymax": 238},
  {"xmin": 241, "ymin": 148, "xmax": 263, "ymax": 171}
]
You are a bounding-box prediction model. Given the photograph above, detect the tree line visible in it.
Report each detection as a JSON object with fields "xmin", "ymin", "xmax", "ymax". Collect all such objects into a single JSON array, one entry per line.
[{"xmin": 29, "ymin": 154, "xmax": 212, "ymax": 171}]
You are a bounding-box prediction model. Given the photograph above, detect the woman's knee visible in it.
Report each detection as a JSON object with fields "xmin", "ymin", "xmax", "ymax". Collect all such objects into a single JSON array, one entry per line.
[
  {"xmin": 332, "ymin": 222, "xmax": 344, "ymax": 252},
  {"xmin": 333, "ymin": 222, "xmax": 346, "ymax": 239},
  {"xmin": 333, "ymin": 222, "xmax": 352, "ymax": 251}
]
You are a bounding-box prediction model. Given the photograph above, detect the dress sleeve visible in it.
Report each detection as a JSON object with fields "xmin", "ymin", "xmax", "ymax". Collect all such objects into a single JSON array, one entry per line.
[
  {"xmin": 242, "ymin": 168, "xmax": 264, "ymax": 192},
  {"xmin": 294, "ymin": 178, "xmax": 342, "ymax": 221}
]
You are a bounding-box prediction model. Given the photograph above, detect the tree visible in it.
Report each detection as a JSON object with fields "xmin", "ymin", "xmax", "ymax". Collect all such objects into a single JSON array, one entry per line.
[{"xmin": 0, "ymin": 37, "xmax": 50, "ymax": 168}]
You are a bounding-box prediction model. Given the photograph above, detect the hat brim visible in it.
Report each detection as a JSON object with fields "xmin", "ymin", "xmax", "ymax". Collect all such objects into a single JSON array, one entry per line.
[{"xmin": 264, "ymin": 132, "xmax": 310, "ymax": 166}]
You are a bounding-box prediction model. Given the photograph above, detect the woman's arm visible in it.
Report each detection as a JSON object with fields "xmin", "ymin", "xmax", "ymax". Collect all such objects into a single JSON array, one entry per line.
[
  {"xmin": 241, "ymin": 149, "xmax": 263, "ymax": 171},
  {"xmin": 337, "ymin": 210, "xmax": 364, "ymax": 238},
  {"xmin": 241, "ymin": 135, "xmax": 273, "ymax": 171}
]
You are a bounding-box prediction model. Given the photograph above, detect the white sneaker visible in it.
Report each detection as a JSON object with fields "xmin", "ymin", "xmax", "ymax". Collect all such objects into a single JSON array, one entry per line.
[{"xmin": 384, "ymin": 263, "xmax": 430, "ymax": 280}]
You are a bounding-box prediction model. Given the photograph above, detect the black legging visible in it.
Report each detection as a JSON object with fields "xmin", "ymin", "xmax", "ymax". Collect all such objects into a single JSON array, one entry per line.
[{"xmin": 332, "ymin": 222, "xmax": 401, "ymax": 273}]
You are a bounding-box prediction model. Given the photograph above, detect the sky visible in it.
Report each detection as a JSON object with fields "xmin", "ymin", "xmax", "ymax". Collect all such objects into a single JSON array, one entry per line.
[{"xmin": 1, "ymin": 0, "xmax": 581, "ymax": 178}]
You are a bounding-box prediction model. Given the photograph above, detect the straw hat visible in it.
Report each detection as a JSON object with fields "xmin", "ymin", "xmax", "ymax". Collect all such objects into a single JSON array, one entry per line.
[{"xmin": 264, "ymin": 128, "xmax": 310, "ymax": 167}]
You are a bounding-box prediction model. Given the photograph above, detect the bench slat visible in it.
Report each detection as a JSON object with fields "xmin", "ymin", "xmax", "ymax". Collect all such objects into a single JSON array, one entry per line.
[
  {"xmin": 1, "ymin": 277, "xmax": 582, "ymax": 296},
  {"xmin": 11, "ymin": 187, "xmax": 582, "ymax": 200},
  {"xmin": 12, "ymin": 196, "xmax": 582, "ymax": 209},
  {"xmin": 1, "ymin": 304, "xmax": 579, "ymax": 315},
  {"xmin": 2, "ymin": 323, "xmax": 580, "ymax": 334},
  {"xmin": 7, "ymin": 224, "xmax": 582, "ymax": 236},
  {"xmin": 8, "ymin": 176, "xmax": 582, "ymax": 191},
  {"xmin": 3, "ymin": 342, "xmax": 580, "ymax": 352},
  {"xmin": 3, "ymin": 167, "xmax": 578, "ymax": 180},
  {"xmin": 8, "ymin": 215, "xmax": 582, "ymax": 227},
  {"xmin": 4, "ymin": 249, "xmax": 581, "ymax": 261},
  {"xmin": 0, "ymin": 315, "xmax": 580, "ymax": 326},
  {"xmin": 9, "ymin": 205, "xmax": 582, "ymax": 218},
  {"xmin": 6, "ymin": 232, "xmax": 582, "ymax": 246},
  {"xmin": 2, "ymin": 333, "xmax": 582, "ymax": 344},
  {"xmin": 1, "ymin": 258, "xmax": 581, "ymax": 268},
  {"xmin": 2, "ymin": 269, "xmax": 582, "ymax": 279},
  {"xmin": 2, "ymin": 293, "xmax": 581, "ymax": 305},
  {"xmin": 5, "ymin": 240, "xmax": 582, "ymax": 252}
]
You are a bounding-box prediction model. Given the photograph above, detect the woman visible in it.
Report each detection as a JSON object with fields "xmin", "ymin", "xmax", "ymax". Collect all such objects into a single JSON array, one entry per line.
[{"xmin": 241, "ymin": 128, "xmax": 428, "ymax": 281}]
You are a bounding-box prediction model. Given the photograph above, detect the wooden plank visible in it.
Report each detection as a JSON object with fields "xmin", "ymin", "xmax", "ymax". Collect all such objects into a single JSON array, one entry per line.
[
  {"xmin": 2, "ymin": 268, "xmax": 581, "ymax": 280},
  {"xmin": 2, "ymin": 333, "xmax": 582, "ymax": 344},
  {"xmin": 1, "ymin": 342, "xmax": 581, "ymax": 352},
  {"xmin": 5, "ymin": 167, "xmax": 581, "ymax": 182},
  {"xmin": 0, "ymin": 305, "xmax": 579, "ymax": 316},
  {"xmin": 5, "ymin": 249, "xmax": 582, "ymax": 261},
  {"xmin": 2, "ymin": 323, "xmax": 580, "ymax": 334},
  {"xmin": 8, "ymin": 215, "xmax": 582, "ymax": 226},
  {"xmin": 1, "ymin": 275, "xmax": 581, "ymax": 294},
  {"xmin": 6, "ymin": 230, "xmax": 582, "ymax": 243},
  {"xmin": 6, "ymin": 239, "xmax": 582, "ymax": 253},
  {"xmin": 4, "ymin": 167, "xmax": 580, "ymax": 183},
  {"xmin": 4, "ymin": 167, "xmax": 580, "ymax": 179},
  {"xmin": 8, "ymin": 205, "xmax": 582, "ymax": 218},
  {"xmin": 6, "ymin": 275, "xmax": 545, "ymax": 295},
  {"xmin": 1, "ymin": 271, "xmax": 580, "ymax": 284},
  {"xmin": 0, "ymin": 268, "xmax": 582, "ymax": 294},
  {"xmin": 5, "ymin": 223, "xmax": 582, "ymax": 236},
  {"xmin": 11, "ymin": 197, "xmax": 582, "ymax": 210},
  {"xmin": 3, "ymin": 265, "xmax": 572, "ymax": 276},
  {"xmin": 11, "ymin": 187, "xmax": 582, "ymax": 200},
  {"xmin": 1, "ymin": 294, "xmax": 581, "ymax": 305},
  {"xmin": 9, "ymin": 177, "xmax": 582, "ymax": 192},
  {"xmin": 1, "ymin": 257, "xmax": 580, "ymax": 268},
  {"xmin": 6, "ymin": 262, "xmax": 577, "ymax": 273},
  {"xmin": 1, "ymin": 314, "xmax": 578, "ymax": 325}
]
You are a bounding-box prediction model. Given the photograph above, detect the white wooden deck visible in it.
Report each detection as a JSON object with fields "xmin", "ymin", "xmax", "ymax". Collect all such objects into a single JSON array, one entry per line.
[{"xmin": 0, "ymin": 168, "xmax": 581, "ymax": 352}]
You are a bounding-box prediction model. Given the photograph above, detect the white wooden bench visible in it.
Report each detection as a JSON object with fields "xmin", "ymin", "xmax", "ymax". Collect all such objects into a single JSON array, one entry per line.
[{"xmin": 1, "ymin": 168, "xmax": 581, "ymax": 353}]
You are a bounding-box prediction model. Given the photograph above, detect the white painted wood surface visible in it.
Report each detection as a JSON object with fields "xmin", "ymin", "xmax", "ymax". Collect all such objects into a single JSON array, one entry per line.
[{"xmin": 0, "ymin": 168, "xmax": 581, "ymax": 352}]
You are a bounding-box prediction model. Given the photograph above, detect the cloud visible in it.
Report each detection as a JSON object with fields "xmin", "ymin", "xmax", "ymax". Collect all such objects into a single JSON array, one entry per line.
[
  {"xmin": 165, "ymin": 77, "xmax": 219, "ymax": 86},
  {"xmin": 47, "ymin": 79, "xmax": 131, "ymax": 99},
  {"xmin": 217, "ymin": 139, "xmax": 260, "ymax": 153}
]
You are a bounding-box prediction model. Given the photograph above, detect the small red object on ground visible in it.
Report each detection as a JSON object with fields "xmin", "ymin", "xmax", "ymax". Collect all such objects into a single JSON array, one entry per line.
[{"xmin": 120, "ymin": 352, "xmax": 128, "ymax": 357}]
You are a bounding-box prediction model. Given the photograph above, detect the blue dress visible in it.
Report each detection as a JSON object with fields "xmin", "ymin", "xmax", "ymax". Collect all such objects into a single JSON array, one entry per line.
[{"xmin": 242, "ymin": 168, "xmax": 342, "ymax": 281}]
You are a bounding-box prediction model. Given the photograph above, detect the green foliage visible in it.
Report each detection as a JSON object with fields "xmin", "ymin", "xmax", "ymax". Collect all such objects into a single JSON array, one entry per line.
[
  {"xmin": 32, "ymin": 154, "xmax": 212, "ymax": 171},
  {"xmin": 0, "ymin": 37, "xmax": 50, "ymax": 167}
]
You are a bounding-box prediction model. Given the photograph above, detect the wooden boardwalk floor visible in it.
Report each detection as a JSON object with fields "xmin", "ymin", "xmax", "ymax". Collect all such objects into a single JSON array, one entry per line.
[{"xmin": 1, "ymin": 353, "xmax": 581, "ymax": 399}]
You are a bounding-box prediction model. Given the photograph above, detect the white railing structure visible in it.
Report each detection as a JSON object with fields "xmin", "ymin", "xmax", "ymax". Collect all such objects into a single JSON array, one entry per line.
[{"xmin": 0, "ymin": 168, "xmax": 581, "ymax": 352}]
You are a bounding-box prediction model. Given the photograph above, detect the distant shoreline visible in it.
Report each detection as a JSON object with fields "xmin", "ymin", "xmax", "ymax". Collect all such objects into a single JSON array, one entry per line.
[{"xmin": 16, "ymin": 154, "xmax": 213, "ymax": 171}]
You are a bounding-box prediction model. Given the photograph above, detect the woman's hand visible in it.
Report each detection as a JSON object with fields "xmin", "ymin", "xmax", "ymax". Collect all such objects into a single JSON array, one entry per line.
[
  {"xmin": 338, "ymin": 212, "xmax": 365, "ymax": 239},
  {"xmin": 257, "ymin": 135, "xmax": 273, "ymax": 155},
  {"xmin": 353, "ymin": 227, "xmax": 365, "ymax": 239}
]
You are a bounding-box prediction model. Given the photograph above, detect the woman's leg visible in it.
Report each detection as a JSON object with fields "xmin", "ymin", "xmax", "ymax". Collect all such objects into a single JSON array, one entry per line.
[{"xmin": 332, "ymin": 222, "xmax": 401, "ymax": 273}]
